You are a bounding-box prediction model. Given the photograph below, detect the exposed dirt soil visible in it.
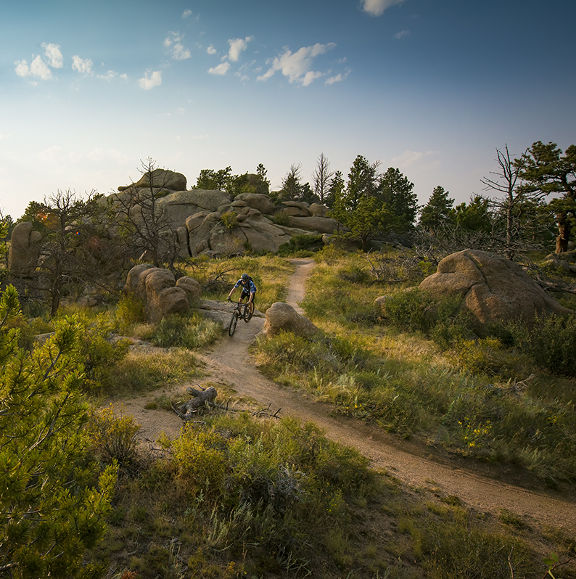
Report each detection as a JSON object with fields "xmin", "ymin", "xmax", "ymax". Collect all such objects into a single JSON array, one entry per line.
[{"xmin": 123, "ymin": 258, "xmax": 576, "ymax": 535}]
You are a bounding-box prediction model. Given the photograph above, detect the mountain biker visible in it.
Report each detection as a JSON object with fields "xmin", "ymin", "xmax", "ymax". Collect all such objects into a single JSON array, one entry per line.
[{"xmin": 227, "ymin": 273, "xmax": 257, "ymax": 307}]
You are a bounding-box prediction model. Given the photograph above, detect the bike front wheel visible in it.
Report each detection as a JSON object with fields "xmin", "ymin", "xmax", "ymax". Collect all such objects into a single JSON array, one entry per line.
[
  {"xmin": 243, "ymin": 301, "xmax": 254, "ymax": 322},
  {"xmin": 228, "ymin": 311, "xmax": 239, "ymax": 336}
]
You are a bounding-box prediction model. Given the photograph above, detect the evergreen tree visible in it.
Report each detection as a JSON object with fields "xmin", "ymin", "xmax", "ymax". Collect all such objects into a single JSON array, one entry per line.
[
  {"xmin": 419, "ymin": 186, "xmax": 455, "ymax": 233},
  {"xmin": 342, "ymin": 155, "xmax": 379, "ymax": 211},
  {"xmin": 332, "ymin": 195, "xmax": 394, "ymax": 250},
  {"xmin": 279, "ymin": 164, "xmax": 309, "ymax": 201},
  {"xmin": 325, "ymin": 170, "xmax": 345, "ymax": 209},
  {"xmin": 195, "ymin": 166, "xmax": 233, "ymax": 190},
  {"xmin": 454, "ymin": 195, "xmax": 493, "ymax": 232},
  {"xmin": 377, "ymin": 167, "xmax": 419, "ymax": 230},
  {"xmin": 255, "ymin": 163, "xmax": 271, "ymax": 194},
  {"xmin": 0, "ymin": 286, "xmax": 117, "ymax": 576},
  {"xmin": 514, "ymin": 141, "xmax": 576, "ymax": 253}
]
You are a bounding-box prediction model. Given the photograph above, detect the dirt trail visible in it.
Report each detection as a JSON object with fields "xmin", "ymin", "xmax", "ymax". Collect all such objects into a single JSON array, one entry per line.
[{"xmin": 127, "ymin": 258, "xmax": 576, "ymax": 534}]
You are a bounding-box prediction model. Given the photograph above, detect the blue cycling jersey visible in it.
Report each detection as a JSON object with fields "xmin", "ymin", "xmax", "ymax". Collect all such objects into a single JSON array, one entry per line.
[{"xmin": 234, "ymin": 278, "xmax": 257, "ymax": 293}]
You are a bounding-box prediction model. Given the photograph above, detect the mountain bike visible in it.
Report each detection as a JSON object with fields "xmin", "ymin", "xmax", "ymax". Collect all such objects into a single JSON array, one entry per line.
[{"xmin": 227, "ymin": 299, "xmax": 254, "ymax": 336}]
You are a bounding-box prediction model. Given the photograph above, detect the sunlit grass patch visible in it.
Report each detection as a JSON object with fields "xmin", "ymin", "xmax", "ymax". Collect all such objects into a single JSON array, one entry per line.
[
  {"xmin": 136, "ymin": 313, "xmax": 222, "ymax": 349},
  {"xmin": 99, "ymin": 348, "xmax": 203, "ymax": 397}
]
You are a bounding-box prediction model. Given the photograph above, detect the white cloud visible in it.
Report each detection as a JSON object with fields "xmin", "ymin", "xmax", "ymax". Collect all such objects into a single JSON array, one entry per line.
[
  {"xmin": 15, "ymin": 54, "xmax": 53, "ymax": 81},
  {"xmin": 164, "ymin": 32, "xmax": 191, "ymax": 61},
  {"xmin": 208, "ymin": 61, "xmax": 230, "ymax": 76},
  {"xmin": 72, "ymin": 55, "xmax": 93, "ymax": 75},
  {"xmin": 172, "ymin": 44, "xmax": 191, "ymax": 60},
  {"xmin": 14, "ymin": 42, "xmax": 63, "ymax": 81},
  {"xmin": 301, "ymin": 71, "xmax": 323, "ymax": 87},
  {"xmin": 30, "ymin": 55, "xmax": 53, "ymax": 80},
  {"xmin": 394, "ymin": 29, "xmax": 410, "ymax": 39},
  {"xmin": 14, "ymin": 60, "xmax": 31, "ymax": 78},
  {"xmin": 207, "ymin": 45, "xmax": 217, "ymax": 55},
  {"xmin": 139, "ymin": 70, "xmax": 162, "ymax": 90},
  {"xmin": 228, "ymin": 36, "xmax": 252, "ymax": 62},
  {"xmin": 325, "ymin": 72, "xmax": 348, "ymax": 85},
  {"xmin": 362, "ymin": 0, "xmax": 405, "ymax": 17},
  {"xmin": 182, "ymin": 9, "xmax": 193, "ymax": 18},
  {"xmin": 42, "ymin": 43, "xmax": 63, "ymax": 68},
  {"xmin": 391, "ymin": 150, "xmax": 435, "ymax": 168},
  {"xmin": 258, "ymin": 42, "xmax": 336, "ymax": 86}
]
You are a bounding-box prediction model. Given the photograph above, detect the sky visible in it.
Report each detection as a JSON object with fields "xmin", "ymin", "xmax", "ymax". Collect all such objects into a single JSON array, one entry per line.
[{"xmin": 1, "ymin": 0, "xmax": 575, "ymax": 220}]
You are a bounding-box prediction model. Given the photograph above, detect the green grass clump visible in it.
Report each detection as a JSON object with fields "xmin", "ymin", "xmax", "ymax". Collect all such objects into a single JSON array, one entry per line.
[
  {"xmin": 99, "ymin": 349, "xmax": 202, "ymax": 397},
  {"xmin": 114, "ymin": 294, "xmax": 147, "ymax": 333},
  {"xmin": 509, "ymin": 313, "xmax": 576, "ymax": 377},
  {"xmin": 140, "ymin": 313, "xmax": 221, "ymax": 349}
]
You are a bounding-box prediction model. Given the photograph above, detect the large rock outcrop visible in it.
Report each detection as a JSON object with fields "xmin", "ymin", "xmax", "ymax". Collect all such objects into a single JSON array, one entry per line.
[
  {"xmin": 262, "ymin": 302, "xmax": 320, "ymax": 337},
  {"xmin": 118, "ymin": 168, "xmax": 187, "ymax": 192},
  {"xmin": 124, "ymin": 264, "xmax": 201, "ymax": 322},
  {"xmin": 419, "ymin": 249, "xmax": 571, "ymax": 327},
  {"xmin": 8, "ymin": 222, "xmax": 43, "ymax": 278},
  {"xmin": 108, "ymin": 170, "xmax": 339, "ymax": 258}
]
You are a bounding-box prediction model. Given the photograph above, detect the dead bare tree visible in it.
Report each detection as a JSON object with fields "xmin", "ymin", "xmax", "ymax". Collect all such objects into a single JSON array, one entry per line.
[
  {"xmin": 312, "ymin": 152, "xmax": 334, "ymax": 205},
  {"xmin": 34, "ymin": 189, "xmax": 107, "ymax": 316},
  {"xmin": 114, "ymin": 158, "xmax": 179, "ymax": 268},
  {"xmin": 481, "ymin": 145, "xmax": 545, "ymax": 260}
]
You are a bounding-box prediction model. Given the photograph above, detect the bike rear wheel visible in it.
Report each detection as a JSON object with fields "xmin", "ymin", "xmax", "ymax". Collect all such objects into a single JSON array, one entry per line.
[{"xmin": 228, "ymin": 311, "xmax": 239, "ymax": 336}]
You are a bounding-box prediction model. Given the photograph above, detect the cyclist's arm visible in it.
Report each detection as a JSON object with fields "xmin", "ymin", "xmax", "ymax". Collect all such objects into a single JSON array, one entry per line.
[
  {"xmin": 248, "ymin": 281, "xmax": 257, "ymax": 302},
  {"xmin": 227, "ymin": 281, "xmax": 240, "ymax": 300}
]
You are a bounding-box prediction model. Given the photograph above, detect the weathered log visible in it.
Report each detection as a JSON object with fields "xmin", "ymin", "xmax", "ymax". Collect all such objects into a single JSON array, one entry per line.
[{"xmin": 173, "ymin": 386, "xmax": 217, "ymax": 420}]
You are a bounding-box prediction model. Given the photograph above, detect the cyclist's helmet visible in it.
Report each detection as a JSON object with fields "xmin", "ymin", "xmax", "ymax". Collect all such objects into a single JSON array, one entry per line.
[{"xmin": 241, "ymin": 273, "xmax": 250, "ymax": 281}]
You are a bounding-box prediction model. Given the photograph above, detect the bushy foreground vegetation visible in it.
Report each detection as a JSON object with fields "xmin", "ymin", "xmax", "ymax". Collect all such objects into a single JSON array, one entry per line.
[
  {"xmin": 85, "ymin": 409, "xmax": 574, "ymax": 579},
  {"xmin": 0, "ymin": 286, "xmax": 118, "ymax": 577},
  {"xmin": 255, "ymin": 250, "xmax": 576, "ymax": 485}
]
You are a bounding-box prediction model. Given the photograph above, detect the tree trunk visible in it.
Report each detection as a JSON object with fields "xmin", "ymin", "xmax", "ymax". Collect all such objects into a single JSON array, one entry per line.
[{"xmin": 555, "ymin": 213, "xmax": 571, "ymax": 253}]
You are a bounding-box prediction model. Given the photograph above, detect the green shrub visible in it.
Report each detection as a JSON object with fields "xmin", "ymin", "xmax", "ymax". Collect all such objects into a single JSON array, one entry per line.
[
  {"xmin": 278, "ymin": 234, "xmax": 323, "ymax": 256},
  {"xmin": 382, "ymin": 288, "xmax": 439, "ymax": 333},
  {"xmin": 89, "ymin": 405, "xmax": 140, "ymax": 469},
  {"xmin": 509, "ymin": 314, "xmax": 576, "ymax": 376},
  {"xmin": 147, "ymin": 313, "xmax": 221, "ymax": 349},
  {"xmin": 115, "ymin": 294, "xmax": 146, "ymax": 332},
  {"xmin": 271, "ymin": 210, "xmax": 290, "ymax": 226},
  {"xmin": 338, "ymin": 264, "xmax": 372, "ymax": 284},
  {"xmin": 55, "ymin": 311, "xmax": 130, "ymax": 391},
  {"xmin": 220, "ymin": 211, "xmax": 238, "ymax": 230}
]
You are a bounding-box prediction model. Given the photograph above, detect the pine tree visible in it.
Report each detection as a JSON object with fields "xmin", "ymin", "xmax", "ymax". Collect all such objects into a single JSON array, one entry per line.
[
  {"xmin": 0, "ymin": 286, "xmax": 117, "ymax": 576},
  {"xmin": 377, "ymin": 167, "xmax": 419, "ymax": 230},
  {"xmin": 419, "ymin": 186, "xmax": 455, "ymax": 233}
]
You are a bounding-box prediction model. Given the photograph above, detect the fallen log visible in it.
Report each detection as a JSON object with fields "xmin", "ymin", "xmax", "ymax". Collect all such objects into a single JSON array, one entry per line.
[{"xmin": 173, "ymin": 386, "xmax": 217, "ymax": 421}]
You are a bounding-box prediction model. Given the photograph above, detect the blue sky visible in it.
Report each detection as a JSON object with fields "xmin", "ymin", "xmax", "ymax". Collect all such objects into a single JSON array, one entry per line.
[{"xmin": 1, "ymin": 0, "xmax": 575, "ymax": 219}]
